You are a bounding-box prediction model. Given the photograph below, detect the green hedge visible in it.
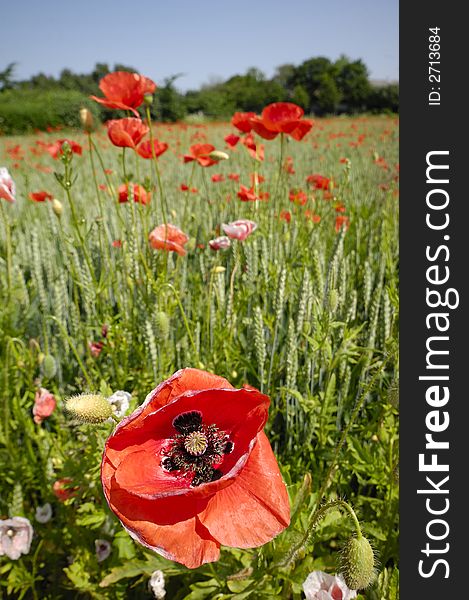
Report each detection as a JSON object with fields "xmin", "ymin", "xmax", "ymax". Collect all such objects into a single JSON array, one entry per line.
[{"xmin": 0, "ymin": 89, "xmax": 102, "ymax": 135}]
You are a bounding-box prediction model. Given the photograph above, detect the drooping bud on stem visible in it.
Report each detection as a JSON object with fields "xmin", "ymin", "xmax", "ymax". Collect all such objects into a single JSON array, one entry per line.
[
  {"xmin": 340, "ymin": 534, "xmax": 376, "ymax": 590},
  {"xmin": 209, "ymin": 150, "xmax": 229, "ymax": 162},
  {"xmin": 79, "ymin": 108, "xmax": 94, "ymax": 132},
  {"xmin": 65, "ymin": 393, "xmax": 112, "ymax": 424}
]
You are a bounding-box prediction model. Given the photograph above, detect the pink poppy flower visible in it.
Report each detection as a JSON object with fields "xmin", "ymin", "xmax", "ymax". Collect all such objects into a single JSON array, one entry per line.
[
  {"xmin": 222, "ymin": 220, "xmax": 257, "ymax": 241},
  {"xmin": 0, "ymin": 517, "xmax": 34, "ymax": 560},
  {"xmin": 302, "ymin": 571, "xmax": 357, "ymax": 600},
  {"xmin": 33, "ymin": 387, "xmax": 57, "ymax": 424},
  {"xmin": 209, "ymin": 236, "xmax": 231, "ymax": 250},
  {"xmin": 0, "ymin": 167, "xmax": 16, "ymax": 203}
]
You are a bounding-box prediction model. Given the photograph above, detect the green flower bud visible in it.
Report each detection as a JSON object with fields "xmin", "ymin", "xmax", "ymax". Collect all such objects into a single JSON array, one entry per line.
[
  {"xmin": 65, "ymin": 394, "xmax": 113, "ymax": 424},
  {"xmin": 340, "ymin": 535, "xmax": 376, "ymax": 590},
  {"xmin": 42, "ymin": 354, "xmax": 57, "ymax": 379}
]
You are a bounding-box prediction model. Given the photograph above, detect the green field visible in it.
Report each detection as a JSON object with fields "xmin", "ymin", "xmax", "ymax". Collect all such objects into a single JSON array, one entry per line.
[{"xmin": 0, "ymin": 115, "xmax": 399, "ymax": 599}]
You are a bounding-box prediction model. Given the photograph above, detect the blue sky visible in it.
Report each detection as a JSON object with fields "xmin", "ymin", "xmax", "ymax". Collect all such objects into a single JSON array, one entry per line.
[{"xmin": 1, "ymin": 0, "xmax": 398, "ymax": 91}]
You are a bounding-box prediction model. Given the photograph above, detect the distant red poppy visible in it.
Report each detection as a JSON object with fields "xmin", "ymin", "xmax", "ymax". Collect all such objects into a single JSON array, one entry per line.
[
  {"xmin": 149, "ymin": 224, "xmax": 188, "ymax": 256},
  {"xmin": 46, "ymin": 139, "xmax": 83, "ymax": 159},
  {"xmin": 100, "ymin": 368, "xmax": 290, "ymax": 568},
  {"xmin": 136, "ymin": 139, "xmax": 168, "ymax": 159},
  {"xmin": 118, "ymin": 183, "xmax": 151, "ymax": 206},
  {"xmin": 280, "ymin": 210, "xmax": 292, "ymax": 223},
  {"xmin": 90, "ymin": 71, "xmax": 156, "ymax": 116},
  {"xmin": 29, "ymin": 191, "xmax": 53, "ymax": 203},
  {"xmin": 237, "ymin": 185, "xmax": 258, "ymax": 202},
  {"xmin": 335, "ymin": 215, "xmax": 350, "ymax": 232},
  {"xmin": 228, "ymin": 173, "xmax": 240, "ymax": 181},
  {"xmin": 289, "ymin": 189, "xmax": 308, "ymax": 206},
  {"xmin": 107, "ymin": 118, "xmax": 149, "ymax": 149},
  {"xmin": 183, "ymin": 144, "xmax": 217, "ymax": 167},
  {"xmin": 241, "ymin": 134, "xmax": 264, "ymax": 161},
  {"xmin": 224, "ymin": 134, "xmax": 240, "ymax": 147},
  {"xmin": 112, "ymin": 240, "xmax": 123, "ymax": 248},
  {"xmin": 306, "ymin": 174, "xmax": 331, "ymax": 190},
  {"xmin": 284, "ymin": 156, "xmax": 295, "ymax": 174},
  {"xmin": 249, "ymin": 103, "xmax": 313, "ymax": 141},
  {"xmin": 211, "ymin": 174, "xmax": 225, "ymax": 183},
  {"xmin": 305, "ymin": 210, "xmax": 321, "ymax": 223},
  {"xmin": 231, "ymin": 112, "xmax": 256, "ymax": 133},
  {"xmin": 53, "ymin": 478, "xmax": 78, "ymax": 502}
]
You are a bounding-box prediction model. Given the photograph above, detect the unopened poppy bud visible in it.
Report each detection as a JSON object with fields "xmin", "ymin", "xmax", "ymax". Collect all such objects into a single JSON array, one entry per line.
[
  {"xmin": 212, "ymin": 266, "xmax": 226, "ymax": 274},
  {"xmin": 52, "ymin": 199, "xmax": 63, "ymax": 217},
  {"xmin": 209, "ymin": 150, "xmax": 229, "ymax": 162},
  {"xmin": 79, "ymin": 108, "xmax": 94, "ymax": 132},
  {"xmin": 144, "ymin": 94, "xmax": 154, "ymax": 106},
  {"xmin": 65, "ymin": 393, "xmax": 113, "ymax": 424},
  {"xmin": 155, "ymin": 311, "xmax": 170, "ymax": 340},
  {"xmin": 340, "ymin": 535, "xmax": 376, "ymax": 590},
  {"xmin": 41, "ymin": 354, "xmax": 57, "ymax": 379}
]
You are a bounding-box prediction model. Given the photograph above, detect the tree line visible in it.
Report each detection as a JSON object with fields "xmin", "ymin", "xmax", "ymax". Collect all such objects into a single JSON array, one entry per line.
[{"xmin": 0, "ymin": 58, "xmax": 398, "ymax": 133}]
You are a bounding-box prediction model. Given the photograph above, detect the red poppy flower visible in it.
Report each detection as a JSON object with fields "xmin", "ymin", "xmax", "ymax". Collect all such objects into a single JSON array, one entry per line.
[
  {"xmin": 306, "ymin": 174, "xmax": 331, "ymax": 190},
  {"xmin": 136, "ymin": 139, "xmax": 168, "ymax": 159},
  {"xmin": 237, "ymin": 185, "xmax": 258, "ymax": 202},
  {"xmin": 280, "ymin": 210, "xmax": 292, "ymax": 223},
  {"xmin": 90, "ymin": 71, "xmax": 156, "ymax": 116},
  {"xmin": 107, "ymin": 118, "xmax": 149, "ymax": 149},
  {"xmin": 183, "ymin": 144, "xmax": 217, "ymax": 167},
  {"xmin": 249, "ymin": 103, "xmax": 313, "ymax": 141},
  {"xmin": 224, "ymin": 134, "xmax": 240, "ymax": 147},
  {"xmin": 101, "ymin": 368, "xmax": 290, "ymax": 568},
  {"xmin": 231, "ymin": 112, "xmax": 256, "ymax": 133},
  {"xmin": 53, "ymin": 478, "xmax": 78, "ymax": 502},
  {"xmin": 305, "ymin": 210, "xmax": 321, "ymax": 223},
  {"xmin": 112, "ymin": 240, "xmax": 123, "ymax": 248},
  {"xmin": 29, "ymin": 191, "xmax": 53, "ymax": 203},
  {"xmin": 209, "ymin": 236, "xmax": 231, "ymax": 251},
  {"xmin": 46, "ymin": 139, "xmax": 83, "ymax": 159},
  {"xmin": 33, "ymin": 388, "xmax": 56, "ymax": 424},
  {"xmin": 335, "ymin": 215, "xmax": 350, "ymax": 232},
  {"xmin": 241, "ymin": 134, "xmax": 264, "ymax": 161},
  {"xmin": 211, "ymin": 174, "xmax": 225, "ymax": 183},
  {"xmin": 289, "ymin": 189, "xmax": 308, "ymax": 206},
  {"xmin": 118, "ymin": 183, "xmax": 151, "ymax": 206},
  {"xmin": 149, "ymin": 224, "xmax": 188, "ymax": 256},
  {"xmin": 228, "ymin": 173, "xmax": 240, "ymax": 182}
]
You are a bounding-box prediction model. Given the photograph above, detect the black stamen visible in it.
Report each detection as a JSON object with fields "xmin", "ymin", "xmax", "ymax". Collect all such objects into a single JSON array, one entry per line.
[
  {"xmin": 223, "ymin": 440, "xmax": 234, "ymax": 454},
  {"xmin": 172, "ymin": 411, "xmax": 203, "ymax": 434}
]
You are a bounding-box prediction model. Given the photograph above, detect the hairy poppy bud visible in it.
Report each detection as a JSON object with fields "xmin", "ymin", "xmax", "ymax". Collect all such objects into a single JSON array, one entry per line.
[
  {"xmin": 340, "ymin": 535, "xmax": 376, "ymax": 590},
  {"xmin": 209, "ymin": 150, "xmax": 229, "ymax": 162},
  {"xmin": 79, "ymin": 108, "xmax": 94, "ymax": 132},
  {"xmin": 144, "ymin": 93, "xmax": 154, "ymax": 106},
  {"xmin": 52, "ymin": 199, "xmax": 63, "ymax": 217},
  {"xmin": 65, "ymin": 393, "xmax": 113, "ymax": 424},
  {"xmin": 41, "ymin": 354, "xmax": 57, "ymax": 379}
]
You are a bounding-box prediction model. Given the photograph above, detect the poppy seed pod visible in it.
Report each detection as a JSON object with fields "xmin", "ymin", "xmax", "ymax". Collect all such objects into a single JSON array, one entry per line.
[
  {"xmin": 340, "ymin": 535, "xmax": 376, "ymax": 590},
  {"xmin": 65, "ymin": 393, "xmax": 113, "ymax": 424}
]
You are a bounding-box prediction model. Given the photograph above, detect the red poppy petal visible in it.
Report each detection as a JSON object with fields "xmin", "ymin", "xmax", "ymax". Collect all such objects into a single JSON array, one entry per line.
[
  {"xmin": 90, "ymin": 96, "xmax": 140, "ymax": 116},
  {"xmin": 249, "ymin": 118, "xmax": 279, "ymax": 140},
  {"xmin": 106, "ymin": 479, "xmax": 220, "ymax": 568},
  {"xmin": 288, "ymin": 120, "xmax": 313, "ymax": 141},
  {"xmin": 262, "ymin": 102, "xmax": 304, "ymax": 126},
  {"xmin": 198, "ymin": 431, "xmax": 290, "ymax": 547}
]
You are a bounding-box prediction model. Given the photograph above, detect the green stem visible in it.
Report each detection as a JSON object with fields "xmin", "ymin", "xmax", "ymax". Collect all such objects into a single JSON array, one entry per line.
[
  {"xmin": 0, "ymin": 200, "xmax": 13, "ymax": 300},
  {"xmin": 47, "ymin": 316, "xmax": 93, "ymax": 388},
  {"xmin": 160, "ymin": 283, "xmax": 198, "ymax": 360}
]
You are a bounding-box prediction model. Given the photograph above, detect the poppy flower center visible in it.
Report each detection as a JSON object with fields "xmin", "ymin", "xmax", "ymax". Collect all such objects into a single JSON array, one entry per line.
[{"xmin": 161, "ymin": 410, "xmax": 234, "ymax": 486}]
